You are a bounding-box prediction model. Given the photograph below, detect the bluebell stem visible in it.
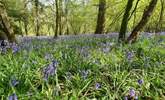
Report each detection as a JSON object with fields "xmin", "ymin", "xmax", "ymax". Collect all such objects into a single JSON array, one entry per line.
[
  {"xmin": 43, "ymin": 60, "xmax": 58, "ymax": 81},
  {"xmin": 8, "ymin": 93, "xmax": 18, "ymax": 100}
]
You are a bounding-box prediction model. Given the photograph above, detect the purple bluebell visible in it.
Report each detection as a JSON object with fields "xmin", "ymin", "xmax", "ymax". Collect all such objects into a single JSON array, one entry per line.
[
  {"xmin": 11, "ymin": 43, "xmax": 19, "ymax": 54},
  {"xmin": 126, "ymin": 51, "xmax": 134, "ymax": 61},
  {"xmin": 43, "ymin": 60, "xmax": 58, "ymax": 81},
  {"xmin": 8, "ymin": 93, "xmax": 18, "ymax": 100},
  {"xmin": 95, "ymin": 83, "xmax": 101, "ymax": 89},
  {"xmin": 11, "ymin": 79, "xmax": 19, "ymax": 87},
  {"xmin": 129, "ymin": 88, "xmax": 136, "ymax": 97},
  {"xmin": 138, "ymin": 79, "xmax": 143, "ymax": 85}
]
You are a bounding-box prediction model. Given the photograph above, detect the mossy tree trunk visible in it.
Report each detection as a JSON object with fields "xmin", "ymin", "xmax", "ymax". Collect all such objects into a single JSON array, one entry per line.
[
  {"xmin": 127, "ymin": 0, "xmax": 158, "ymax": 43},
  {"xmin": 118, "ymin": 0, "xmax": 134, "ymax": 43},
  {"xmin": 95, "ymin": 0, "xmax": 106, "ymax": 34}
]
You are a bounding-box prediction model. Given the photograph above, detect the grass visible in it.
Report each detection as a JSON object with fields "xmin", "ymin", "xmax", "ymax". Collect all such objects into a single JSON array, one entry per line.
[{"xmin": 0, "ymin": 35, "xmax": 165, "ymax": 99}]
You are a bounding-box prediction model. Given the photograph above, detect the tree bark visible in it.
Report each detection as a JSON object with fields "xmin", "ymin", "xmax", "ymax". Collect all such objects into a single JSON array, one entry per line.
[
  {"xmin": 0, "ymin": 4, "xmax": 16, "ymax": 42},
  {"xmin": 95, "ymin": 0, "xmax": 106, "ymax": 34},
  {"xmin": 127, "ymin": 0, "xmax": 158, "ymax": 43},
  {"xmin": 118, "ymin": 0, "xmax": 134, "ymax": 42},
  {"xmin": 156, "ymin": 0, "xmax": 164, "ymax": 32},
  {"xmin": 34, "ymin": 0, "xmax": 40, "ymax": 36},
  {"xmin": 54, "ymin": 0, "xmax": 59, "ymax": 38}
]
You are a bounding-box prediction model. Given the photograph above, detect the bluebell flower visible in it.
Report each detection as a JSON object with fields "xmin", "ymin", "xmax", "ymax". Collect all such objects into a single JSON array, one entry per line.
[
  {"xmin": 8, "ymin": 93, "xmax": 18, "ymax": 100},
  {"xmin": 126, "ymin": 51, "xmax": 134, "ymax": 61},
  {"xmin": 43, "ymin": 60, "xmax": 58, "ymax": 81},
  {"xmin": 11, "ymin": 79, "xmax": 19, "ymax": 87},
  {"xmin": 10, "ymin": 43, "xmax": 19, "ymax": 54},
  {"xmin": 138, "ymin": 79, "xmax": 143, "ymax": 85},
  {"xmin": 129, "ymin": 88, "xmax": 136, "ymax": 97},
  {"xmin": 95, "ymin": 83, "xmax": 101, "ymax": 89}
]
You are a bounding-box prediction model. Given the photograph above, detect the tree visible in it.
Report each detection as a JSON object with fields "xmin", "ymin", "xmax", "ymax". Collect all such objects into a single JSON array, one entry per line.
[
  {"xmin": 54, "ymin": 0, "xmax": 59, "ymax": 38},
  {"xmin": 156, "ymin": 0, "xmax": 164, "ymax": 32},
  {"xmin": 118, "ymin": 0, "xmax": 134, "ymax": 42},
  {"xmin": 0, "ymin": 2, "xmax": 16, "ymax": 42},
  {"xmin": 127, "ymin": 0, "xmax": 158, "ymax": 43},
  {"xmin": 34, "ymin": 0, "xmax": 40, "ymax": 36},
  {"xmin": 95, "ymin": 0, "xmax": 106, "ymax": 34}
]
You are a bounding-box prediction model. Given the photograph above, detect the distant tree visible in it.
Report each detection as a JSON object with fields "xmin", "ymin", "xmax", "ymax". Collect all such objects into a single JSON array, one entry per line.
[
  {"xmin": 0, "ymin": 2, "xmax": 16, "ymax": 42},
  {"xmin": 54, "ymin": 0, "xmax": 59, "ymax": 38},
  {"xmin": 95, "ymin": 0, "xmax": 106, "ymax": 34},
  {"xmin": 156, "ymin": 0, "xmax": 164, "ymax": 32},
  {"xmin": 34, "ymin": 0, "xmax": 40, "ymax": 36},
  {"xmin": 118, "ymin": 0, "xmax": 134, "ymax": 43},
  {"xmin": 127, "ymin": 0, "xmax": 158, "ymax": 43}
]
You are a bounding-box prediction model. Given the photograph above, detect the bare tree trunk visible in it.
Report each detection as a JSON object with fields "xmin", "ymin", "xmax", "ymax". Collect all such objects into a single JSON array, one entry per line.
[
  {"xmin": 54, "ymin": 0, "xmax": 59, "ymax": 38},
  {"xmin": 0, "ymin": 5, "xmax": 16, "ymax": 42},
  {"xmin": 95, "ymin": 0, "xmax": 106, "ymax": 34},
  {"xmin": 118, "ymin": 0, "xmax": 134, "ymax": 42},
  {"xmin": 35, "ymin": 0, "xmax": 40, "ymax": 36},
  {"xmin": 127, "ymin": 0, "xmax": 158, "ymax": 43},
  {"xmin": 59, "ymin": 0, "xmax": 62, "ymax": 35}
]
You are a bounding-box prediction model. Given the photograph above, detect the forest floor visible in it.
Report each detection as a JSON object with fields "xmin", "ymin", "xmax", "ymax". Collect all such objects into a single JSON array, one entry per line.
[{"xmin": 0, "ymin": 32, "xmax": 165, "ymax": 99}]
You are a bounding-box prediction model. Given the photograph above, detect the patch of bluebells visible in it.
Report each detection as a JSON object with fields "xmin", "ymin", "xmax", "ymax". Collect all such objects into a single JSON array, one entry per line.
[
  {"xmin": 43, "ymin": 60, "xmax": 58, "ymax": 81},
  {"xmin": 0, "ymin": 40, "xmax": 19, "ymax": 54},
  {"xmin": 8, "ymin": 93, "xmax": 18, "ymax": 100}
]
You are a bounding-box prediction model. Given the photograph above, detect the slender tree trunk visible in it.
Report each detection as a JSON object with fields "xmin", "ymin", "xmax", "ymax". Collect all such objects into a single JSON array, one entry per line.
[
  {"xmin": 35, "ymin": 0, "xmax": 40, "ymax": 36},
  {"xmin": 95, "ymin": 0, "xmax": 106, "ymax": 34},
  {"xmin": 118, "ymin": 0, "xmax": 134, "ymax": 42},
  {"xmin": 156, "ymin": 0, "xmax": 164, "ymax": 32},
  {"xmin": 0, "ymin": 5, "xmax": 16, "ymax": 42},
  {"xmin": 127, "ymin": 0, "xmax": 158, "ymax": 43},
  {"xmin": 59, "ymin": 0, "xmax": 62, "ymax": 35},
  {"xmin": 54, "ymin": 0, "xmax": 59, "ymax": 38}
]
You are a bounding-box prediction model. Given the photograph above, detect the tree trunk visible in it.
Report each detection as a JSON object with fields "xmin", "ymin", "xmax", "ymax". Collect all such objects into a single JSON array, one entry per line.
[
  {"xmin": 35, "ymin": 0, "xmax": 40, "ymax": 36},
  {"xmin": 59, "ymin": 0, "xmax": 62, "ymax": 35},
  {"xmin": 118, "ymin": 0, "xmax": 134, "ymax": 42},
  {"xmin": 95, "ymin": 0, "xmax": 106, "ymax": 34},
  {"xmin": 54, "ymin": 0, "xmax": 59, "ymax": 38},
  {"xmin": 127, "ymin": 0, "xmax": 158, "ymax": 43},
  {"xmin": 0, "ymin": 5, "xmax": 16, "ymax": 42},
  {"xmin": 156, "ymin": 0, "xmax": 164, "ymax": 32}
]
